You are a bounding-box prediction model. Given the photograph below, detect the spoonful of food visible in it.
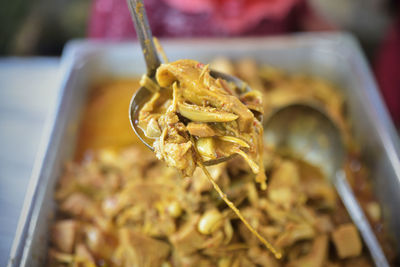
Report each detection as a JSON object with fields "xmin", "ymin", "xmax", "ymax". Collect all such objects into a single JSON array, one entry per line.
[{"xmin": 127, "ymin": 0, "xmax": 260, "ymax": 169}]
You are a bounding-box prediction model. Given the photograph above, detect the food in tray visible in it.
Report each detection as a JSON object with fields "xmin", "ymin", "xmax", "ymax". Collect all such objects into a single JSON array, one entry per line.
[{"xmin": 48, "ymin": 59, "xmax": 395, "ymax": 266}]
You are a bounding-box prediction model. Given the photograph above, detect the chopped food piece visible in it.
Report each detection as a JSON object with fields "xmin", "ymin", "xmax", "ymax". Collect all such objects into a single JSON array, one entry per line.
[
  {"xmin": 47, "ymin": 249, "xmax": 74, "ymax": 265},
  {"xmin": 146, "ymin": 117, "xmax": 162, "ymax": 137},
  {"xmin": 332, "ymin": 223, "xmax": 362, "ymax": 259},
  {"xmin": 366, "ymin": 201, "xmax": 381, "ymax": 222},
  {"xmin": 287, "ymin": 235, "xmax": 328, "ymax": 267},
  {"xmin": 113, "ymin": 228, "xmax": 170, "ymax": 266},
  {"xmin": 187, "ymin": 122, "xmax": 216, "ymax": 137},
  {"xmin": 170, "ymin": 215, "xmax": 207, "ymax": 255},
  {"xmin": 315, "ymin": 215, "xmax": 334, "ymax": 233},
  {"xmin": 177, "ymin": 102, "xmax": 239, "ymax": 122},
  {"xmin": 83, "ymin": 225, "xmax": 115, "ymax": 259},
  {"xmin": 51, "ymin": 220, "xmax": 78, "ymax": 253},
  {"xmin": 59, "ymin": 193, "xmax": 94, "ymax": 218},
  {"xmin": 248, "ymin": 246, "xmax": 280, "ymax": 267},
  {"xmin": 196, "ymin": 137, "xmax": 217, "ymax": 160},
  {"xmin": 198, "ymin": 209, "xmax": 223, "ymax": 235},
  {"xmin": 275, "ymin": 223, "xmax": 316, "ymax": 248},
  {"xmin": 75, "ymin": 243, "xmax": 96, "ymax": 265},
  {"xmin": 167, "ymin": 201, "xmax": 183, "ymax": 218}
]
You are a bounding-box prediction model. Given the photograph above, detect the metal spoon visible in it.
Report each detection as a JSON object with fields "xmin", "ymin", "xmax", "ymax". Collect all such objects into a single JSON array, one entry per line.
[
  {"xmin": 264, "ymin": 103, "xmax": 389, "ymax": 267},
  {"xmin": 127, "ymin": 0, "xmax": 251, "ymax": 166}
]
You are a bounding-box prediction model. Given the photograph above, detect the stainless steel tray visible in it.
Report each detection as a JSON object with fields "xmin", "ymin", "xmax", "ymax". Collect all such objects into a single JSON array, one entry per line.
[{"xmin": 8, "ymin": 33, "xmax": 400, "ymax": 266}]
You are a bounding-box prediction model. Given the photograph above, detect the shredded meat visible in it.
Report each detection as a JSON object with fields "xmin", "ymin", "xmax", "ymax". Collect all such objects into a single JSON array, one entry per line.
[{"xmin": 138, "ymin": 59, "xmax": 266, "ymax": 188}]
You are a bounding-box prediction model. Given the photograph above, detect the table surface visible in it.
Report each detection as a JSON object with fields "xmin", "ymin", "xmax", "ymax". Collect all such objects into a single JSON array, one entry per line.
[{"xmin": 0, "ymin": 58, "xmax": 60, "ymax": 265}]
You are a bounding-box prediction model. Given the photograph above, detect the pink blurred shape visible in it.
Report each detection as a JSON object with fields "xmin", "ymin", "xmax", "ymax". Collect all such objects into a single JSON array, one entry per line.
[
  {"xmin": 164, "ymin": 0, "xmax": 299, "ymax": 33},
  {"xmin": 375, "ymin": 15, "xmax": 400, "ymax": 126},
  {"xmin": 88, "ymin": 0, "xmax": 304, "ymax": 39}
]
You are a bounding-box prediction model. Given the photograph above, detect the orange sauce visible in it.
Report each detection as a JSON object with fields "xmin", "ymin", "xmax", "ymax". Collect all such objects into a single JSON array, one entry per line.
[{"xmin": 75, "ymin": 79, "xmax": 146, "ymax": 160}]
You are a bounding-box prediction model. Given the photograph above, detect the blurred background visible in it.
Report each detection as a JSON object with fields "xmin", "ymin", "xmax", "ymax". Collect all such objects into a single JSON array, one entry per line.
[
  {"xmin": 0, "ymin": 0, "xmax": 399, "ymax": 125},
  {"xmin": 0, "ymin": 0, "xmax": 395, "ymax": 56}
]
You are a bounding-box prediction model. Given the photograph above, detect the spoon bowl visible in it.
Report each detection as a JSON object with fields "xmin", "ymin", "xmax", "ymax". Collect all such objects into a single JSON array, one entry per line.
[
  {"xmin": 264, "ymin": 103, "xmax": 344, "ymax": 179},
  {"xmin": 264, "ymin": 103, "xmax": 389, "ymax": 267}
]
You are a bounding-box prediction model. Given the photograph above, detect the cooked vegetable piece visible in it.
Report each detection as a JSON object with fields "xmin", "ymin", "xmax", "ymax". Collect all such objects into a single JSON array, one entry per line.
[
  {"xmin": 275, "ymin": 223, "xmax": 316, "ymax": 248},
  {"xmin": 114, "ymin": 228, "xmax": 170, "ymax": 266},
  {"xmin": 187, "ymin": 122, "xmax": 216, "ymax": 137},
  {"xmin": 196, "ymin": 137, "xmax": 217, "ymax": 160},
  {"xmin": 170, "ymin": 215, "xmax": 207, "ymax": 255},
  {"xmin": 198, "ymin": 209, "xmax": 223, "ymax": 235},
  {"xmin": 218, "ymin": 136, "xmax": 250, "ymax": 148},
  {"xmin": 51, "ymin": 220, "xmax": 78, "ymax": 253},
  {"xmin": 287, "ymin": 235, "xmax": 328, "ymax": 267},
  {"xmin": 75, "ymin": 243, "xmax": 96, "ymax": 265},
  {"xmin": 146, "ymin": 117, "xmax": 161, "ymax": 137},
  {"xmin": 178, "ymin": 102, "xmax": 239, "ymax": 122},
  {"xmin": 332, "ymin": 223, "xmax": 362, "ymax": 259}
]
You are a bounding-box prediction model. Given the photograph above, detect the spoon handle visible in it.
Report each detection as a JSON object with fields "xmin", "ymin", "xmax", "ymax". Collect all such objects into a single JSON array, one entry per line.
[
  {"xmin": 334, "ymin": 171, "xmax": 389, "ymax": 267},
  {"xmin": 127, "ymin": 0, "xmax": 161, "ymax": 77}
]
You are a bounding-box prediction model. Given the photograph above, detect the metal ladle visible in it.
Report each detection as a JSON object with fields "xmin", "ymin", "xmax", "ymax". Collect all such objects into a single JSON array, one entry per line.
[
  {"xmin": 127, "ymin": 0, "xmax": 251, "ymax": 166},
  {"xmin": 264, "ymin": 103, "xmax": 389, "ymax": 267}
]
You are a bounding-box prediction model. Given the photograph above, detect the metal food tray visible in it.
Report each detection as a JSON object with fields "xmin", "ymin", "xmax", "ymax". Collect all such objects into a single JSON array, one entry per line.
[{"xmin": 8, "ymin": 33, "xmax": 400, "ymax": 266}]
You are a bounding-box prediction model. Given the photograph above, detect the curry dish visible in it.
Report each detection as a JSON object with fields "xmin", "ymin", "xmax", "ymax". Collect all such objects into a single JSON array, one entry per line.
[{"xmin": 48, "ymin": 59, "xmax": 396, "ymax": 266}]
